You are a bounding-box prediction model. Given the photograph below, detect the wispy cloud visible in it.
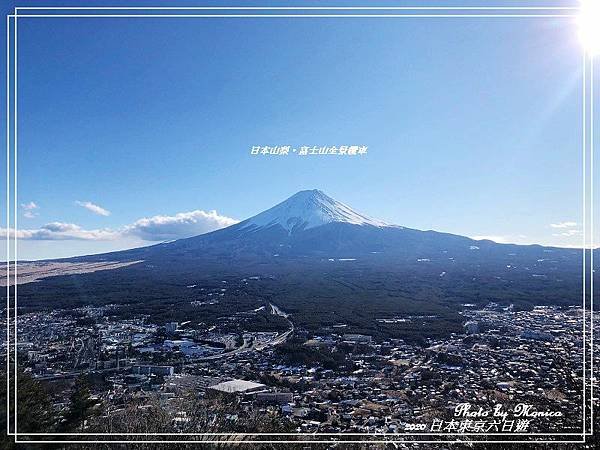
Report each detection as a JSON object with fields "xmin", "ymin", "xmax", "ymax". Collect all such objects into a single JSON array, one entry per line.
[
  {"xmin": 2, "ymin": 209, "xmax": 238, "ymax": 242},
  {"xmin": 552, "ymin": 229, "xmax": 582, "ymax": 237},
  {"xmin": 21, "ymin": 201, "xmax": 39, "ymax": 219},
  {"xmin": 548, "ymin": 221, "xmax": 582, "ymax": 239},
  {"xmin": 550, "ymin": 221, "xmax": 577, "ymax": 229},
  {"xmin": 21, "ymin": 201, "xmax": 38, "ymax": 210},
  {"xmin": 75, "ymin": 201, "xmax": 111, "ymax": 217}
]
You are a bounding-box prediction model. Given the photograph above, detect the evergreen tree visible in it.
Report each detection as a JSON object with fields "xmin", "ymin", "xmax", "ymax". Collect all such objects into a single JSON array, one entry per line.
[
  {"xmin": 0, "ymin": 369, "xmax": 57, "ymax": 448},
  {"xmin": 60, "ymin": 375, "xmax": 98, "ymax": 432}
]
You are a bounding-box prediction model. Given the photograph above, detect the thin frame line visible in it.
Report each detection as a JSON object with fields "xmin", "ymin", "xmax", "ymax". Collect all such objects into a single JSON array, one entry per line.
[
  {"xmin": 13, "ymin": 6, "xmax": 582, "ymax": 11},
  {"xmin": 590, "ymin": 54, "xmax": 594, "ymax": 433},
  {"xmin": 6, "ymin": 7, "xmax": 593, "ymax": 443},
  {"xmin": 4, "ymin": 13, "xmax": 9, "ymax": 438},
  {"xmin": 13, "ymin": 439, "xmax": 588, "ymax": 444},
  {"xmin": 7, "ymin": 14, "xmax": 579, "ymax": 18},
  {"xmin": 18, "ymin": 432, "xmax": 591, "ymax": 436},
  {"xmin": 12, "ymin": 9, "xmax": 17, "ymax": 437},
  {"xmin": 7, "ymin": 9, "xmax": 592, "ymax": 442},
  {"xmin": 583, "ymin": 50, "xmax": 587, "ymax": 436}
]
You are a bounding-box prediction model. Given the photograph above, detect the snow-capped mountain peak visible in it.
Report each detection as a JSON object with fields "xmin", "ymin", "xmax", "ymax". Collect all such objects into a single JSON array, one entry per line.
[{"xmin": 239, "ymin": 189, "xmax": 388, "ymax": 233}]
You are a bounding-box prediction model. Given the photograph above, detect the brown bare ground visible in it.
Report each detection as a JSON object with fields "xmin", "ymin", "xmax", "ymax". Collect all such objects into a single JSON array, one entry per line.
[{"xmin": 0, "ymin": 260, "xmax": 143, "ymax": 286}]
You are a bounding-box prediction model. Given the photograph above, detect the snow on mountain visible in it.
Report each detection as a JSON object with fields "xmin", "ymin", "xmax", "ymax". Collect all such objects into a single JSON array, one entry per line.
[{"xmin": 239, "ymin": 189, "xmax": 388, "ymax": 233}]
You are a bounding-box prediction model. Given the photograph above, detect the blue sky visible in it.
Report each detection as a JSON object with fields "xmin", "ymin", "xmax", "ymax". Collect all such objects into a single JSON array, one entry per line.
[{"xmin": 2, "ymin": 2, "xmax": 598, "ymax": 259}]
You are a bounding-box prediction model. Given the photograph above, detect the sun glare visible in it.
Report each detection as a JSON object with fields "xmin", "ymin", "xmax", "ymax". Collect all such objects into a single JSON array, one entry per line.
[{"xmin": 578, "ymin": 0, "xmax": 600, "ymax": 55}]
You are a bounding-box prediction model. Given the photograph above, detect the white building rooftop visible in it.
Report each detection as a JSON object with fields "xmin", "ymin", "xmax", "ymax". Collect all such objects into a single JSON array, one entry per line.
[{"xmin": 208, "ymin": 379, "xmax": 265, "ymax": 394}]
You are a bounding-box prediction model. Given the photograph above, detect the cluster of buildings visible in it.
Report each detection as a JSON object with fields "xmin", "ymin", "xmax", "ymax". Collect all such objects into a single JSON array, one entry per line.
[{"xmin": 2, "ymin": 300, "xmax": 597, "ymax": 435}]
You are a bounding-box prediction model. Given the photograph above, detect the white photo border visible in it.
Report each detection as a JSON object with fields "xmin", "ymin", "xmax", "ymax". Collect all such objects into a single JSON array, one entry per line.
[{"xmin": 4, "ymin": 4, "xmax": 595, "ymax": 445}]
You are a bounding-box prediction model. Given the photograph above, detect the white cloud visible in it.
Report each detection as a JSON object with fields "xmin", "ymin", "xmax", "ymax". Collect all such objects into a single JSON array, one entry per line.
[
  {"xmin": 3, "ymin": 222, "xmax": 119, "ymax": 241},
  {"xmin": 21, "ymin": 201, "xmax": 38, "ymax": 210},
  {"xmin": 3, "ymin": 209, "xmax": 238, "ymax": 242},
  {"xmin": 21, "ymin": 201, "xmax": 39, "ymax": 219},
  {"xmin": 550, "ymin": 221, "xmax": 577, "ymax": 229},
  {"xmin": 124, "ymin": 210, "xmax": 238, "ymax": 241},
  {"xmin": 75, "ymin": 201, "xmax": 111, "ymax": 217}
]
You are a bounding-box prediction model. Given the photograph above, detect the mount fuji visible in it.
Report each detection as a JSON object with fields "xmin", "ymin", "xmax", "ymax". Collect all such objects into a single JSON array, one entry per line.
[{"xmin": 70, "ymin": 188, "xmax": 581, "ymax": 269}]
